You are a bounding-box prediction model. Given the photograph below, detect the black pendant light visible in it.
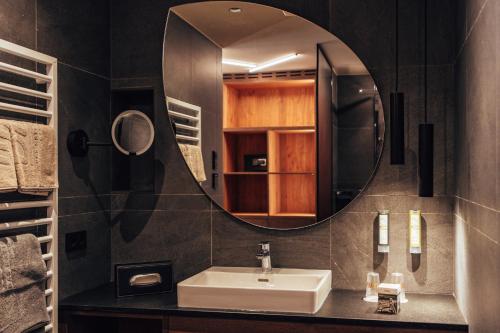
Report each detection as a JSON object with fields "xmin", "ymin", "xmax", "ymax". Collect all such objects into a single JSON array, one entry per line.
[
  {"xmin": 419, "ymin": 0, "xmax": 434, "ymax": 197},
  {"xmin": 390, "ymin": 0, "xmax": 405, "ymax": 165}
]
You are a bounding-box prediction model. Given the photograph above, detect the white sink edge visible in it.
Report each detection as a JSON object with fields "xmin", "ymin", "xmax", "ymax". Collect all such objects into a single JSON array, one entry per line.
[
  {"xmin": 177, "ymin": 267, "xmax": 332, "ymax": 314},
  {"xmin": 178, "ymin": 266, "xmax": 332, "ymax": 292}
]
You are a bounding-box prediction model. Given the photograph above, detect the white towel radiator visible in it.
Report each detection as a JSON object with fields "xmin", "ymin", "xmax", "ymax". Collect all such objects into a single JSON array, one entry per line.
[
  {"xmin": 166, "ymin": 96, "xmax": 202, "ymax": 147},
  {"xmin": 0, "ymin": 39, "xmax": 58, "ymax": 333}
]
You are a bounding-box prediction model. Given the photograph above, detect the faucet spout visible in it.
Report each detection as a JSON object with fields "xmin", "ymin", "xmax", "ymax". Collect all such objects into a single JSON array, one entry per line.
[{"xmin": 256, "ymin": 241, "xmax": 272, "ymax": 273}]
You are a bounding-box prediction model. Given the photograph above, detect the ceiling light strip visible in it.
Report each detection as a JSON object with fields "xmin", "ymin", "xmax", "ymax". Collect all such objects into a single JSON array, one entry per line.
[
  {"xmin": 222, "ymin": 59, "xmax": 256, "ymax": 68},
  {"xmin": 249, "ymin": 53, "xmax": 300, "ymax": 73}
]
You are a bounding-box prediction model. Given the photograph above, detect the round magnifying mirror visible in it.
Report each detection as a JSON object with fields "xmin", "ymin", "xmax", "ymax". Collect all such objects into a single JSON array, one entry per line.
[{"xmin": 111, "ymin": 110, "xmax": 154, "ymax": 155}]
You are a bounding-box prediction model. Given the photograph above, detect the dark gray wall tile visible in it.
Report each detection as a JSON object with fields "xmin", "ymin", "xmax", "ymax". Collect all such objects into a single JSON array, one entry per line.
[
  {"xmin": 110, "ymin": 209, "xmax": 211, "ymax": 282},
  {"xmin": 111, "ymin": 0, "xmax": 168, "ymax": 78},
  {"xmin": 365, "ymin": 65, "xmax": 455, "ymax": 197},
  {"xmin": 0, "ymin": 0, "xmax": 35, "ymax": 48},
  {"xmin": 111, "ymin": 0, "xmax": 330, "ymax": 79},
  {"xmin": 454, "ymin": 1, "xmax": 500, "ymax": 332},
  {"xmin": 337, "ymin": 127, "xmax": 374, "ymax": 188},
  {"xmin": 163, "ymin": 12, "xmax": 223, "ymax": 202},
  {"xmin": 212, "ymin": 210, "xmax": 331, "ymax": 270},
  {"xmin": 332, "ymin": 211, "xmax": 453, "ymax": 293},
  {"xmin": 110, "ymin": 193, "xmax": 210, "ymax": 212},
  {"xmin": 347, "ymin": 194, "xmax": 453, "ymax": 215},
  {"xmin": 454, "ymin": 218, "xmax": 500, "ymax": 333},
  {"xmin": 59, "ymin": 212, "xmax": 110, "ymax": 299},
  {"xmin": 37, "ymin": 0, "xmax": 110, "ymax": 77},
  {"xmin": 0, "ymin": 0, "xmax": 37, "ymax": 89},
  {"xmin": 454, "ymin": 55, "xmax": 469, "ymax": 199},
  {"xmin": 465, "ymin": 0, "xmax": 488, "ymax": 36},
  {"xmin": 455, "ymin": 0, "xmax": 467, "ymax": 56},
  {"xmin": 455, "ymin": 198, "xmax": 499, "ymax": 244},
  {"xmin": 465, "ymin": 0, "xmax": 497, "ymax": 209},
  {"xmin": 331, "ymin": 0, "xmax": 456, "ymax": 70},
  {"xmin": 497, "ymin": 0, "xmax": 500, "ymax": 212},
  {"xmin": 58, "ymin": 63, "xmax": 111, "ymax": 197},
  {"xmin": 331, "ymin": 212, "xmax": 384, "ymax": 290},
  {"xmin": 59, "ymin": 195, "xmax": 111, "ymax": 217}
]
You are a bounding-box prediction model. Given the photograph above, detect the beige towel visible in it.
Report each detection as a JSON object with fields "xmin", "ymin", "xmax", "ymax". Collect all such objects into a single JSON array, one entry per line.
[
  {"xmin": 0, "ymin": 234, "xmax": 50, "ymax": 333},
  {"xmin": 178, "ymin": 143, "xmax": 207, "ymax": 182},
  {"xmin": 0, "ymin": 121, "xmax": 17, "ymax": 193},
  {"xmin": 8, "ymin": 120, "xmax": 57, "ymax": 196}
]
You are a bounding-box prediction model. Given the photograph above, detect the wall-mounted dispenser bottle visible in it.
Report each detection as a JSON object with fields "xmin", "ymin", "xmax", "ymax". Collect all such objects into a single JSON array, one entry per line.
[
  {"xmin": 378, "ymin": 210, "xmax": 390, "ymax": 253},
  {"xmin": 409, "ymin": 210, "xmax": 422, "ymax": 254}
]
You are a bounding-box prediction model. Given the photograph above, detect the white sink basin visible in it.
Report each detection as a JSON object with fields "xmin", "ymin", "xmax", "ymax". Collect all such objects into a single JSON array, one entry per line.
[{"xmin": 177, "ymin": 267, "xmax": 331, "ymax": 314}]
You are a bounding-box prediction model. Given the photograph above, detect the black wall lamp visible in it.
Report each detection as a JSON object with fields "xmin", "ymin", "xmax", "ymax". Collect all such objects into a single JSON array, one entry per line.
[
  {"xmin": 419, "ymin": 0, "xmax": 434, "ymax": 197},
  {"xmin": 390, "ymin": 0, "xmax": 405, "ymax": 165}
]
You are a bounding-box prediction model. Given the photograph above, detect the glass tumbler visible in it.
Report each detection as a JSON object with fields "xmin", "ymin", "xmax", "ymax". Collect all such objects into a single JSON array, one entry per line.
[
  {"xmin": 391, "ymin": 272, "xmax": 408, "ymax": 303},
  {"xmin": 363, "ymin": 272, "xmax": 380, "ymax": 302}
]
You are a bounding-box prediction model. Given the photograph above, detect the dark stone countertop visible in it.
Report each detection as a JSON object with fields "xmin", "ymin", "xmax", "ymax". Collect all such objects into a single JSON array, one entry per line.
[{"xmin": 60, "ymin": 284, "xmax": 467, "ymax": 331}]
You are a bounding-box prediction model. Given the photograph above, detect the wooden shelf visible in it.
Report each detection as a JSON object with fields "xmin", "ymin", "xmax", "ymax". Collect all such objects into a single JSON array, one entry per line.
[
  {"xmin": 223, "ymin": 82, "xmax": 315, "ymax": 128},
  {"xmin": 224, "ymin": 172, "xmax": 267, "ymax": 175},
  {"xmin": 232, "ymin": 212, "xmax": 269, "ymax": 217},
  {"xmin": 223, "ymin": 132, "xmax": 267, "ymax": 173},
  {"xmin": 269, "ymin": 172, "xmax": 315, "ymax": 175},
  {"xmin": 269, "ymin": 174, "xmax": 316, "ymax": 216},
  {"xmin": 222, "ymin": 79, "xmax": 317, "ymax": 224},
  {"xmin": 268, "ymin": 130, "xmax": 316, "ymax": 174},
  {"xmin": 223, "ymin": 126, "xmax": 315, "ymax": 133},
  {"xmin": 224, "ymin": 174, "xmax": 268, "ymax": 214},
  {"xmin": 270, "ymin": 213, "xmax": 316, "ymax": 217},
  {"xmin": 225, "ymin": 172, "xmax": 315, "ymax": 175}
]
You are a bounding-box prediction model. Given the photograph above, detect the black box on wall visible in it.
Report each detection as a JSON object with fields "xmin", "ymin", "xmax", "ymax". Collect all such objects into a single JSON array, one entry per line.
[{"xmin": 115, "ymin": 261, "xmax": 173, "ymax": 297}]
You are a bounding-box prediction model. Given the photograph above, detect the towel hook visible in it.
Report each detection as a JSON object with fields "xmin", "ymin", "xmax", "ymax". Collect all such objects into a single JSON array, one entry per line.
[{"xmin": 67, "ymin": 129, "xmax": 111, "ymax": 157}]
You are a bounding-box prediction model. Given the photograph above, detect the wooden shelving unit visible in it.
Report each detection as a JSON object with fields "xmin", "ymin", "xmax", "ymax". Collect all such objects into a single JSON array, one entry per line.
[{"xmin": 222, "ymin": 79, "xmax": 317, "ymax": 227}]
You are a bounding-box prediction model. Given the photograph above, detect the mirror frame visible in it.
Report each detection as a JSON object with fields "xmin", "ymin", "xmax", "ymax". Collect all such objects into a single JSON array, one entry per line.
[
  {"xmin": 111, "ymin": 110, "xmax": 155, "ymax": 156},
  {"xmin": 162, "ymin": 2, "xmax": 386, "ymax": 230}
]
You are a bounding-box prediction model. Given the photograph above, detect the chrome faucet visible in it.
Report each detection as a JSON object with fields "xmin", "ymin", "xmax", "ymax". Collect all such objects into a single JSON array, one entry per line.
[{"xmin": 256, "ymin": 241, "xmax": 272, "ymax": 273}]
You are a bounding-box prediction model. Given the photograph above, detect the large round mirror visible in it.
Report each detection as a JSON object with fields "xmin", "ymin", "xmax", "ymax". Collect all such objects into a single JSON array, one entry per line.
[
  {"xmin": 112, "ymin": 110, "xmax": 155, "ymax": 156},
  {"xmin": 163, "ymin": 1, "xmax": 385, "ymax": 229}
]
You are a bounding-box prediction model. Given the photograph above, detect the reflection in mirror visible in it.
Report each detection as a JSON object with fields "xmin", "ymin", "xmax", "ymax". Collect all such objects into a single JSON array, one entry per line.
[
  {"xmin": 163, "ymin": 1, "xmax": 384, "ymax": 229},
  {"xmin": 112, "ymin": 110, "xmax": 155, "ymax": 156}
]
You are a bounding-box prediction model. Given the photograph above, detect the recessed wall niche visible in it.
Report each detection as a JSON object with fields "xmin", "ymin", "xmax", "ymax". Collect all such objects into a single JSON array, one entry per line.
[{"xmin": 111, "ymin": 89, "xmax": 155, "ymax": 192}]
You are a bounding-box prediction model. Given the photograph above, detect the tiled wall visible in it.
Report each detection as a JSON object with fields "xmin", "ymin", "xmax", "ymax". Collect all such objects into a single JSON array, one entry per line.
[
  {"xmin": 0, "ymin": 0, "xmax": 461, "ymax": 300},
  {"xmin": 0, "ymin": 0, "xmax": 112, "ymax": 299},
  {"xmin": 454, "ymin": 0, "xmax": 500, "ymax": 332},
  {"xmin": 163, "ymin": 12, "xmax": 223, "ymax": 205},
  {"xmin": 109, "ymin": 0, "xmax": 457, "ymax": 294}
]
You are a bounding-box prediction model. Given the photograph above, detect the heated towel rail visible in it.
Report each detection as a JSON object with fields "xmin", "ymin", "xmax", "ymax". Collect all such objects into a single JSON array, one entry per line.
[
  {"xmin": 0, "ymin": 39, "xmax": 58, "ymax": 332},
  {"xmin": 166, "ymin": 96, "xmax": 201, "ymax": 147}
]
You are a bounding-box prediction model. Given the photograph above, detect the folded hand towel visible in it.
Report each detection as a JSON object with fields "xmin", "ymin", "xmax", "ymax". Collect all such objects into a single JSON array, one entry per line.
[
  {"xmin": 0, "ymin": 121, "xmax": 17, "ymax": 193},
  {"xmin": 178, "ymin": 143, "xmax": 207, "ymax": 182},
  {"xmin": 0, "ymin": 234, "xmax": 49, "ymax": 333},
  {"xmin": 8, "ymin": 121, "xmax": 57, "ymax": 195}
]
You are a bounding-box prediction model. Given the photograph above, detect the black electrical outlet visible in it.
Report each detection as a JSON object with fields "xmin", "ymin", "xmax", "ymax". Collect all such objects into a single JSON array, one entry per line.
[{"xmin": 66, "ymin": 230, "xmax": 87, "ymax": 253}]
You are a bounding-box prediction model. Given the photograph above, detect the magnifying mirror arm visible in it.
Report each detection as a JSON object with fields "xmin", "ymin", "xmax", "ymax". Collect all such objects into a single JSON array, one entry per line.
[
  {"xmin": 67, "ymin": 129, "xmax": 111, "ymax": 157},
  {"xmin": 87, "ymin": 141, "xmax": 112, "ymax": 147}
]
